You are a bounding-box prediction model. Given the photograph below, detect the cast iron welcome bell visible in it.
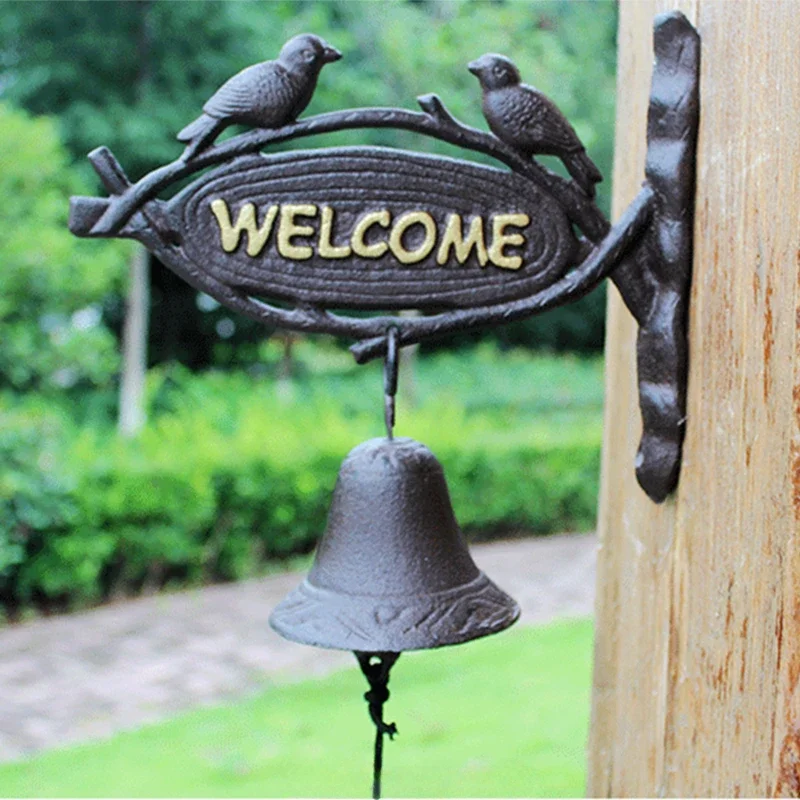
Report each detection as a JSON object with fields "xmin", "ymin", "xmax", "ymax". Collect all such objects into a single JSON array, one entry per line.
[{"xmin": 68, "ymin": 11, "xmax": 700, "ymax": 797}]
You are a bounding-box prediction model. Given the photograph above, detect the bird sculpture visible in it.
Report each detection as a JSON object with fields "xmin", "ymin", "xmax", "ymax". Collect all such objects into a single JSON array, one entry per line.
[
  {"xmin": 468, "ymin": 54, "xmax": 602, "ymax": 198},
  {"xmin": 177, "ymin": 33, "xmax": 342, "ymax": 160}
]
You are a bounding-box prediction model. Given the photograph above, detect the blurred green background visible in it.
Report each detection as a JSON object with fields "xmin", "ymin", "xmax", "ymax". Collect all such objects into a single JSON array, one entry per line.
[
  {"xmin": 0, "ymin": 0, "xmax": 615, "ymax": 795},
  {"xmin": 0, "ymin": 0, "xmax": 615, "ymax": 616}
]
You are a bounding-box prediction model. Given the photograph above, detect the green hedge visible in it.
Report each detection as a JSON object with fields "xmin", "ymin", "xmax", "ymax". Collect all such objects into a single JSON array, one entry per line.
[{"xmin": 1, "ymin": 355, "xmax": 602, "ymax": 612}]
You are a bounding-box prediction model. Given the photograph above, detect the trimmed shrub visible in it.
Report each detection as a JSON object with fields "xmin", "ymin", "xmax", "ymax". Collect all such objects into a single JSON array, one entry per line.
[{"xmin": 1, "ymin": 352, "xmax": 602, "ymax": 612}]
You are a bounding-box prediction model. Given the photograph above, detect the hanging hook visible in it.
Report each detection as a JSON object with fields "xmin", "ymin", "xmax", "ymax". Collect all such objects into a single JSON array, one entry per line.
[{"xmin": 383, "ymin": 327, "xmax": 399, "ymax": 440}]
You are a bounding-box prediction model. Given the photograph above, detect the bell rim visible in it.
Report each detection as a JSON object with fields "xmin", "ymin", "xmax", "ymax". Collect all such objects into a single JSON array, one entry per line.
[{"xmin": 269, "ymin": 570, "xmax": 520, "ymax": 653}]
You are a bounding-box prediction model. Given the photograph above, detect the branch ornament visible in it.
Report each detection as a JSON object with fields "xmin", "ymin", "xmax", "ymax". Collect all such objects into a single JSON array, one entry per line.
[{"xmin": 69, "ymin": 13, "xmax": 700, "ymax": 503}]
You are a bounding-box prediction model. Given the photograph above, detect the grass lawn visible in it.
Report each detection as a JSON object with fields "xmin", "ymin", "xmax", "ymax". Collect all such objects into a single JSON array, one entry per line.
[{"xmin": 0, "ymin": 619, "xmax": 593, "ymax": 798}]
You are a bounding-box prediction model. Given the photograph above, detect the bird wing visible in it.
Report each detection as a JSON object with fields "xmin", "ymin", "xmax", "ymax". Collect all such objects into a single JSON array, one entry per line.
[
  {"xmin": 264, "ymin": 71, "xmax": 304, "ymax": 124},
  {"xmin": 512, "ymin": 86, "xmax": 583, "ymax": 154},
  {"xmin": 202, "ymin": 62, "xmax": 275, "ymax": 120}
]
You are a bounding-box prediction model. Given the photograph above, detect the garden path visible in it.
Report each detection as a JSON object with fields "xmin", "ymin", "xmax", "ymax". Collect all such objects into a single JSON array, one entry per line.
[{"xmin": 0, "ymin": 533, "xmax": 596, "ymax": 762}]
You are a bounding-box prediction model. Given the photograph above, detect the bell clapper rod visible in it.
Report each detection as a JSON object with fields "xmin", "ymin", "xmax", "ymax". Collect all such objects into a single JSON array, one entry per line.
[
  {"xmin": 355, "ymin": 651, "xmax": 400, "ymax": 800},
  {"xmin": 383, "ymin": 327, "xmax": 400, "ymax": 440}
]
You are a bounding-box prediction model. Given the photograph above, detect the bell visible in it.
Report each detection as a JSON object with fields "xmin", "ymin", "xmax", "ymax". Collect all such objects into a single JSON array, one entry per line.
[
  {"xmin": 269, "ymin": 436, "xmax": 520, "ymax": 652},
  {"xmin": 269, "ymin": 435, "xmax": 519, "ymax": 799}
]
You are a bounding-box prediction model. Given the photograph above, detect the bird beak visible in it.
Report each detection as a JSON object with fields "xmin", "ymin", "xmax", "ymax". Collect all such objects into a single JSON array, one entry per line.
[
  {"xmin": 322, "ymin": 45, "xmax": 342, "ymax": 63},
  {"xmin": 467, "ymin": 60, "xmax": 481, "ymax": 76}
]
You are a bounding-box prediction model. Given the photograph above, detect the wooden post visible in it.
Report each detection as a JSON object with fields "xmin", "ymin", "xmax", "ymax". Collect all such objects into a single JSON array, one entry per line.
[{"xmin": 589, "ymin": 2, "xmax": 800, "ymax": 795}]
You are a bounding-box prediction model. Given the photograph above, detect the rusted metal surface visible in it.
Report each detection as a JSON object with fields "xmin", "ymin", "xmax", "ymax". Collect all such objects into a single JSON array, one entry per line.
[
  {"xmin": 269, "ymin": 437, "xmax": 520, "ymax": 652},
  {"xmin": 69, "ymin": 13, "xmax": 699, "ymax": 502}
]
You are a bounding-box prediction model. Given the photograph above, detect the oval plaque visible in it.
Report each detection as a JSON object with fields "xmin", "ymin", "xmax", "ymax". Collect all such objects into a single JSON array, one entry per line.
[{"xmin": 170, "ymin": 146, "xmax": 578, "ymax": 310}]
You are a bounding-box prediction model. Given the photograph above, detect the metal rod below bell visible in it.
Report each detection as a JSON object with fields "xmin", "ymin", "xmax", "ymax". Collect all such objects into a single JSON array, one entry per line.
[
  {"xmin": 270, "ymin": 437, "xmax": 520, "ymax": 653},
  {"xmin": 355, "ymin": 651, "xmax": 399, "ymax": 800}
]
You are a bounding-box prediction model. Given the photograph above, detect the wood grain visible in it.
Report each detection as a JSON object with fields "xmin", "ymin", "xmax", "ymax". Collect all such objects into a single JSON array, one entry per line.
[{"xmin": 589, "ymin": 1, "xmax": 800, "ymax": 795}]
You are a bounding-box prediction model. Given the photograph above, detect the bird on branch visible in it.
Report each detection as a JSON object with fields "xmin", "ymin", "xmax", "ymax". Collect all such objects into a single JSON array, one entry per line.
[
  {"xmin": 468, "ymin": 54, "xmax": 602, "ymax": 198},
  {"xmin": 177, "ymin": 33, "xmax": 342, "ymax": 161}
]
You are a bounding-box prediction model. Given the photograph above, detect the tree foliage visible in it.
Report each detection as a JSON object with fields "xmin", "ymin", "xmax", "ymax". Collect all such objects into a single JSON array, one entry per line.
[{"xmin": 0, "ymin": 102, "xmax": 127, "ymax": 391}]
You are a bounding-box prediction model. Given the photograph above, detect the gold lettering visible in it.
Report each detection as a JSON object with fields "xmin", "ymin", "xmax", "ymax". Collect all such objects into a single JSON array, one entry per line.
[
  {"xmin": 436, "ymin": 214, "xmax": 488, "ymax": 266},
  {"xmin": 277, "ymin": 204, "xmax": 318, "ymax": 260},
  {"xmin": 210, "ymin": 198, "xmax": 278, "ymax": 257},
  {"xmin": 488, "ymin": 213, "xmax": 530, "ymax": 270},
  {"xmin": 211, "ymin": 200, "xmax": 530, "ymax": 270},
  {"xmin": 351, "ymin": 210, "xmax": 391, "ymax": 258},
  {"xmin": 389, "ymin": 211, "xmax": 436, "ymax": 265},
  {"xmin": 318, "ymin": 206, "xmax": 352, "ymax": 259}
]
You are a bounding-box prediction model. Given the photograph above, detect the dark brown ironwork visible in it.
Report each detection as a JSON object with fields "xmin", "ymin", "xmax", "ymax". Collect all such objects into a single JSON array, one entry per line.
[
  {"xmin": 355, "ymin": 651, "xmax": 399, "ymax": 800},
  {"xmin": 627, "ymin": 12, "xmax": 700, "ymax": 501},
  {"xmin": 176, "ymin": 34, "xmax": 342, "ymax": 160},
  {"xmin": 69, "ymin": 12, "xmax": 700, "ymax": 504},
  {"xmin": 269, "ymin": 437, "xmax": 519, "ymax": 652},
  {"xmin": 383, "ymin": 327, "xmax": 399, "ymax": 440},
  {"xmin": 163, "ymin": 148, "xmax": 577, "ymax": 310},
  {"xmin": 67, "ymin": 13, "xmax": 700, "ymax": 798},
  {"xmin": 468, "ymin": 53, "xmax": 602, "ymax": 198}
]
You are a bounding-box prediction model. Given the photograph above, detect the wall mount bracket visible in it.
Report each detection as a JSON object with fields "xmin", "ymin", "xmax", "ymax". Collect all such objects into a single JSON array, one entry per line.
[{"xmin": 69, "ymin": 11, "xmax": 700, "ymax": 503}]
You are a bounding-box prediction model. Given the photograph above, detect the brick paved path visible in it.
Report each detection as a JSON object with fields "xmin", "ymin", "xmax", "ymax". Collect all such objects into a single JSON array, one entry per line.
[{"xmin": 0, "ymin": 533, "xmax": 596, "ymax": 762}]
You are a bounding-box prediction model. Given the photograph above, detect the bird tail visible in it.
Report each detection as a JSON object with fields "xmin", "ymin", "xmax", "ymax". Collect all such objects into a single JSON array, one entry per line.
[
  {"xmin": 563, "ymin": 150, "xmax": 603, "ymax": 199},
  {"xmin": 176, "ymin": 114, "xmax": 223, "ymax": 161},
  {"xmin": 177, "ymin": 114, "xmax": 211, "ymax": 142}
]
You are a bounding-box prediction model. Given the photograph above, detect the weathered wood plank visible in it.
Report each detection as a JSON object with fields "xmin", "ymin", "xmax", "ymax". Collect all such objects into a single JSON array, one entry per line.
[{"xmin": 589, "ymin": 1, "xmax": 800, "ymax": 795}]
